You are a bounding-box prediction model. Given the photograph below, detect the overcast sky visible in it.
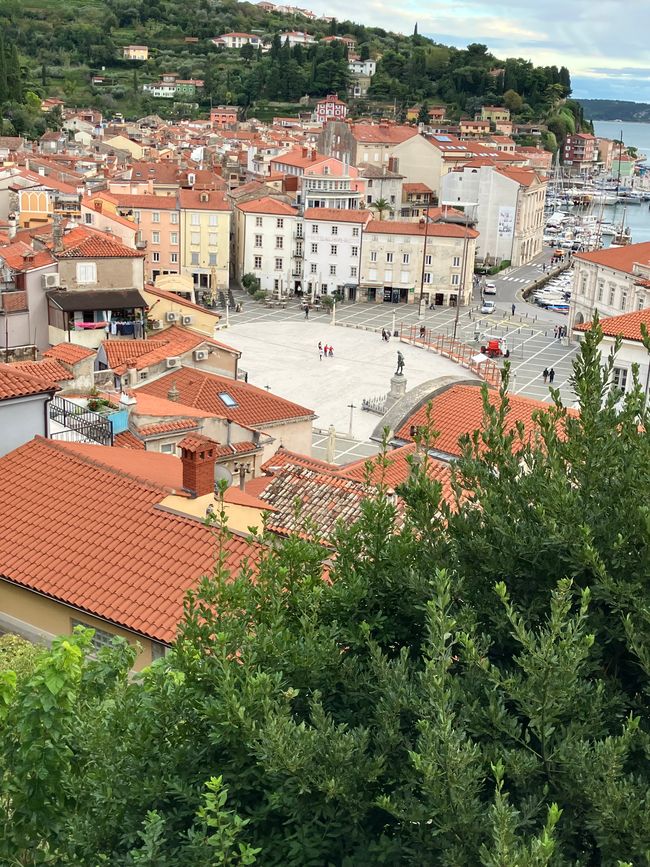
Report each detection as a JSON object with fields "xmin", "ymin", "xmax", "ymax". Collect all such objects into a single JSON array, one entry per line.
[{"xmin": 307, "ymin": 0, "xmax": 650, "ymax": 102}]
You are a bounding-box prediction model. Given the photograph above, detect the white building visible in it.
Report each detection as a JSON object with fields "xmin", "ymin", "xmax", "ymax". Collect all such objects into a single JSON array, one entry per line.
[
  {"xmin": 348, "ymin": 58, "xmax": 376, "ymax": 77},
  {"xmin": 314, "ymin": 94, "xmax": 348, "ymax": 124},
  {"xmin": 569, "ymin": 242, "xmax": 650, "ymax": 332},
  {"xmin": 212, "ymin": 33, "xmax": 264, "ymax": 49},
  {"xmin": 358, "ymin": 161, "xmax": 404, "ymax": 213},
  {"xmin": 301, "ymin": 208, "xmax": 372, "ymax": 301},
  {"xmin": 280, "ymin": 30, "xmax": 316, "ymax": 47},
  {"xmin": 235, "ymin": 196, "xmax": 299, "ymax": 295},
  {"xmin": 359, "ymin": 219, "xmax": 478, "ymax": 306},
  {"xmin": 440, "ymin": 162, "xmax": 546, "ymax": 267},
  {"xmin": 572, "ymin": 308, "xmax": 650, "ymax": 400}
]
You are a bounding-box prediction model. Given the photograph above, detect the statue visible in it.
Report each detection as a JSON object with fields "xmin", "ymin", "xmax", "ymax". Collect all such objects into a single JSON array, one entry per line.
[{"xmin": 395, "ymin": 350, "xmax": 405, "ymax": 376}]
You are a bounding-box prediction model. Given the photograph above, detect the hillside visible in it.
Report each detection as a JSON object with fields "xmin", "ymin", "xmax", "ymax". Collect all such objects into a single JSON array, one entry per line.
[
  {"xmin": 0, "ymin": 0, "xmax": 573, "ymax": 135},
  {"xmin": 578, "ymin": 99, "xmax": 650, "ymax": 122}
]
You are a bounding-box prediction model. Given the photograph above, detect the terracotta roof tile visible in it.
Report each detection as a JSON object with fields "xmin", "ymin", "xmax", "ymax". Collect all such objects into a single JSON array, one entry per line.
[
  {"xmin": 339, "ymin": 442, "xmax": 453, "ymax": 499},
  {"xmin": 573, "ymin": 241, "xmax": 650, "ymax": 274},
  {"xmin": 366, "ymin": 219, "xmax": 479, "ymax": 239},
  {"xmin": 54, "ymin": 227, "xmax": 144, "ymax": 259},
  {"xmin": 44, "ymin": 343, "xmax": 95, "ymax": 364},
  {"xmin": 137, "ymin": 367, "xmax": 314, "ymax": 426},
  {"xmin": 303, "ymin": 208, "xmax": 372, "ymax": 223},
  {"xmin": 113, "ymin": 194, "xmax": 179, "ymax": 210},
  {"xmin": 178, "ymin": 189, "xmax": 230, "ymax": 211},
  {"xmin": 0, "ymin": 241, "xmax": 56, "ymax": 270},
  {"xmin": 103, "ymin": 325, "xmax": 236, "ymax": 374},
  {"xmin": 236, "ymin": 196, "xmax": 298, "ymax": 216},
  {"xmin": 7, "ymin": 359, "xmax": 73, "ymax": 383},
  {"xmin": 573, "ymin": 308, "xmax": 650, "ymax": 342},
  {"xmin": 351, "ymin": 123, "xmax": 418, "ymax": 144},
  {"xmin": 0, "ymin": 364, "xmax": 59, "ymax": 400},
  {"xmin": 113, "ymin": 430, "xmax": 146, "ymax": 449},
  {"xmin": 138, "ymin": 419, "xmax": 200, "ymax": 437},
  {"xmin": 0, "ymin": 438, "xmax": 262, "ymax": 643}
]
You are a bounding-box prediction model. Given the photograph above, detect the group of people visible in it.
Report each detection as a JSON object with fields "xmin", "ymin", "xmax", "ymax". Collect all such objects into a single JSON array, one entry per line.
[
  {"xmin": 318, "ymin": 341, "xmax": 334, "ymax": 360},
  {"xmin": 542, "ymin": 367, "xmax": 556, "ymax": 384},
  {"xmin": 381, "ymin": 328, "xmax": 391, "ymax": 342},
  {"xmin": 554, "ymin": 325, "xmax": 567, "ymax": 339}
]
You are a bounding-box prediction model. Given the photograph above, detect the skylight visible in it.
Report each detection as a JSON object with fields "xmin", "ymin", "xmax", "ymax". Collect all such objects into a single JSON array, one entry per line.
[{"xmin": 219, "ymin": 392, "xmax": 238, "ymax": 407}]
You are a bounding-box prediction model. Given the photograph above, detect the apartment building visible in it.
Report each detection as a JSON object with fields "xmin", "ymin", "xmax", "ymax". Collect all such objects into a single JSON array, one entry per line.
[
  {"xmin": 211, "ymin": 32, "xmax": 263, "ymax": 49},
  {"xmin": 315, "ymin": 94, "xmax": 348, "ymax": 124},
  {"xmin": 301, "ymin": 208, "xmax": 372, "ymax": 301},
  {"xmin": 359, "ymin": 219, "xmax": 478, "ymax": 305},
  {"xmin": 179, "ymin": 189, "xmax": 231, "ymax": 293},
  {"xmin": 235, "ymin": 197, "xmax": 299, "ymax": 294},
  {"xmin": 114, "ymin": 193, "xmax": 179, "ymax": 281},
  {"xmin": 564, "ymin": 133, "xmax": 598, "ymax": 176}
]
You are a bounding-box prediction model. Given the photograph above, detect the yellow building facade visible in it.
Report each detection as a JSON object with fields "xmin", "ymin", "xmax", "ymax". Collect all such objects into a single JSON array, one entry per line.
[{"xmin": 179, "ymin": 190, "xmax": 231, "ymax": 295}]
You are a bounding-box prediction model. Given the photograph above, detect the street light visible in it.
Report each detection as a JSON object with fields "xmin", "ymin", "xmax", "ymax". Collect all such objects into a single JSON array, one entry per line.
[{"xmin": 440, "ymin": 201, "xmax": 475, "ymax": 341}]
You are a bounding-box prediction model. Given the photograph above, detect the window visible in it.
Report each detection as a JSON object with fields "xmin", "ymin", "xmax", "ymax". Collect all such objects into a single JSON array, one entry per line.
[
  {"xmin": 161, "ymin": 443, "xmax": 175, "ymax": 454},
  {"xmin": 331, "ymin": 245, "xmax": 337, "ymax": 255},
  {"xmin": 620, "ymin": 290, "xmax": 627, "ymax": 311},
  {"xmin": 350, "ymin": 265, "xmax": 357, "ymax": 277},
  {"xmin": 134, "ymin": 210, "xmax": 141, "ymax": 223},
  {"xmin": 139, "ymin": 371, "xmax": 148, "ymax": 380},
  {"xmin": 71, "ymin": 619, "xmax": 116, "ymax": 652},
  {"xmin": 423, "ymin": 272, "xmax": 432, "ymax": 284},
  {"xmin": 330, "ymin": 265, "xmax": 336, "ymax": 276},
  {"xmin": 170, "ymin": 252, "xmax": 178, "ymax": 263},
  {"xmin": 152, "ymin": 251, "xmax": 160, "ymax": 263},
  {"xmin": 209, "ymin": 253, "xmax": 217, "ymax": 266},
  {"xmin": 386, "ymin": 252, "xmax": 393, "ymax": 263},
  {"xmin": 170, "ymin": 232, "xmax": 178, "ymax": 245},
  {"xmin": 170, "ymin": 212, "xmax": 178, "ymax": 224},
  {"xmin": 451, "ymin": 274, "xmax": 460, "ymax": 285},
  {"xmin": 274, "ymin": 279, "xmax": 279, "ymax": 290},
  {"xmin": 255, "ymin": 216, "xmax": 263, "ymax": 227},
  {"xmin": 254, "ymin": 256, "xmax": 262, "ymax": 269},
  {"xmin": 352, "ymin": 227, "xmax": 359, "ymax": 237},
  {"xmin": 311, "ymin": 243, "xmax": 318, "ymax": 254},
  {"xmin": 425, "ymin": 254, "xmax": 432, "ymax": 266},
  {"xmin": 612, "ymin": 367, "xmax": 628, "ymax": 392},
  {"xmin": 208, "ymin": 233, "xmax": 218, "ymax": 247},
  {"xmin": 275, "ymin": 257, "xmax": 283, "ymax": 270},
  {"xmin": 332, "ymin": 226, "xmax": 338, "ymax": 235},
  {"xmin": 452, "ymin": 256, "xmax": 460, "ymax": 267},
  {"xmin": 191, "ymin": 232, "xmax": 200, "ymax": 246},
  {"xmin": 218, "ymin": 391, "xmax": 239, "ymax": 408},
  {"xmin": 152, "ymin": 211, "xmax": 160, "ymax": 223},
  {"xmin": 151, "ymin": 641, "xmax": 167, "ymax": 661},
  {"xmin": 370, "ymin": 251, "xmax": 377, "ymax": 262},
  {"xmin": 84, "ymin": 212, "xmax": 93, "ymax": 224},
  {"xmin": 310, "ymin": 263, "xmax": 317, "ymax": 273},
  {"xmin": 152, "ymin": 231, "xmax": 160, "ymax": 244},
  {"xmin": 312, "ymin": 224, "xmax": 319, "ymax": 234},
  {"xmin": 76, "ymin": 262, "xmax": 96, "ymax": 284},
  {"xmin": 296, "ymin": 223, "xmax": 303, "ymax": 238},
  {"xmin": 191, "ymin": 252, "xmax": 199, "ymax": 265},
  {"xmin": 402, "ymin": 253, "xmax": 410, "ymax": 265},
  {"xmin": 191, "ymin": 212, "xmax": 200, "ymax": 226},
  {"xmin": 208, "ymin": 214, "xmax": 218, "ymax": 227},
  {"xmin": 254, "ymin": 234, "xmax": 262, "ymax": 248},
  {"xmin": 276, "ymin": 236, "xmax": 284, "ymax": 249},
  {"xmin": 609, "ymin": 286, "xmax": 615, "ymax": 306},
  {"xmin": 276, "ymin": 218, "xmax": 284, "ymax": 228},
  {"xmin": 597, "ymin": 281, "xmax": 604, "ymax": 302},
  {"xmin": 351, "ymin": 246, "xmax": 358, "ymax": 257}
]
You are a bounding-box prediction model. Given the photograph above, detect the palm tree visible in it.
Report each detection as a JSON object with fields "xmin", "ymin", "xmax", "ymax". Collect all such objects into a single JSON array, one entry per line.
[{"xmin": 369, "ymin": 198, "xmax": 393, "ymax": 221}]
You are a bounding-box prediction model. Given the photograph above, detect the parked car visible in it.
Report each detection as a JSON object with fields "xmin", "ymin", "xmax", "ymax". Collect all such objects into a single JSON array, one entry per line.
[
  {"xmin": 481, "ymin": 300, "xmax": 496, "ymax": 314},
  {"xmin": 483, "ymin": 281, "xmax": 497, "ymax": 295}
]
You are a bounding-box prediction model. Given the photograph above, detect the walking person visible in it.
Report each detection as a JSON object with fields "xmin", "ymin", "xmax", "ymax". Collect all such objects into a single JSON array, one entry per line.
[
  {"xmin": 542, "ymin": 367, "xmax": 549, "ymax": 384},
  {"xmin": 511, "ymin": 303, "xmax": 516, "ymax": 316},
  {"xmin": 304, "ymin": 305, "xmax": 309, "ymax": 319},
  {"xmin": 318, "ymin": 341, "xmax": 322, "ymax": 353},
  {"xmin": 549, "ymin": 367, "xmax": 555, "ymax": 384},
  {"xmin": 323, "ymin": 344, "xmax": 329, "ymax": 357},
  {"xmin": 328, "ymin": 345, "xmax": 334, "ymax": 357}
]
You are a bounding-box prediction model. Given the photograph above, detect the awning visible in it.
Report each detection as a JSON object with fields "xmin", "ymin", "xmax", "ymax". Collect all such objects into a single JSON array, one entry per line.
[{"xmin": 46, "ymin": 288, "xmax": 147, "ymax": 312}]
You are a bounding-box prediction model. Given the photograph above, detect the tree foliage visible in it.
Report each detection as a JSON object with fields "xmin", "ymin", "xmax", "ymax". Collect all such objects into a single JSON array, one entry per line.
[{"xmin": 0, "ymin": 321, "xmax": 648, "ymax": 864}]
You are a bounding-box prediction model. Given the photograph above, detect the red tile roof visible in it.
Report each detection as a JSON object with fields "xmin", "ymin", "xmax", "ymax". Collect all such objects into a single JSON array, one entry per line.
[
  {"xmin": 0, "ymin": 241, "xmax": 55, "ymax": 271},
  {"xmin": 137, "ymin": 367, "xmax": 314, "ymax": 426},
  {"xmin": 303, "ymin": 208, "xmax": 372, "ymax": 223},
  {"xmin": 114, "ymin": 194, "xmax": 179, "ymax": 210},
  {"xmin": 213, "ymin": 440, "xmax": 260, "ymax": 459},
  {"xmin": 351, "ymin": 123, "xmax": 418, "ymax": 144},
  {"xmin": 339, "ymin": 442, "xmax": 453, "ymax": 500},
  {"xmin": 44, "ymin": 343, "xmax": 95, "ymax": 365},
  {"xmin": 366, "ymin": 219, "xmax": 479, "ymax": 239},
  {"xmin": 113, "ymin": 430, "xmax": 146, "ymax": 449},
  {"xmin": 236, "ymin": 196, "xmax": 298, "ymax": 216},
  {"xmin": 7, "ymin": 359, "xmax": 73, "ymax": 383},
  {"xmin": 395, "ymin": 384, "xmax": 572, "ymax": 457},
  {"xmin": 144, "ymin": 284, "xmax": 222, "ymax": 317},
  {"xmin": 178, "ymin": 189, "xmax": 230, "ymax": 211},
  {"xmin": 573, "ymin": 308, "xmax": 650, "ymax": 342},
  {"xmin": 102, "ymin": 325, "xmax": 237, "ymax": 374},
  {"xmin": 0, "ymin": 438, "xmax": 262, "ymax": 643},
  {"xmin": 573, "ymin": 242, "xmax": 650, "ymax": 275},
  {"xmin": 0, "ymin": 364, "xmax": 59, "ymax": 400},
  {"xmin": 138, "ymin": 419, "xmax": 200, "ymax": 437},
  {"xmin": 53, "ymin": 227, "xmax": 144, "ymax": 259}
]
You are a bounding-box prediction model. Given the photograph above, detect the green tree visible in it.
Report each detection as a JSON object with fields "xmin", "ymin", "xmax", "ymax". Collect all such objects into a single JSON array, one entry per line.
[
  {"xmin": 503, "ymin": 88, "xmax": 523, "ymax": 112},
  {"xmin": 417, "ymin": 101, "xmax": 430, "ymax": 124},
  {"xmin": 369, "ymin": 196, "xmax": 393, "ymax": 219}
]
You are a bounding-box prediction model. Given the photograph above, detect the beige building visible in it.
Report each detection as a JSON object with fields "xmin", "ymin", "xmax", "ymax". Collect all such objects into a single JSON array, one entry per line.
[
  {"xmin": 179, "ymin": 189, "xmax": 231, "ymax": 294},
  {"xmin": 234, "ymin": 196, "xmax": 299, "ymax": 295},
  {"xmin": 122, "ymin": 45, "xmax": 149, "ymax": 61},
  {"xmin": 359, "ymin": 219, "xmax": 478, "ymax": 306}
]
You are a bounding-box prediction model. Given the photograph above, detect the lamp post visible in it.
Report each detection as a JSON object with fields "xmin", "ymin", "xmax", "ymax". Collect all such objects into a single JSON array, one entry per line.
[
  {"xmin": 418, "ymin": 210, "xmax": 430, "ymax": 314},
  {"xmin": 441, "ymin": 200, "xmax": 474, "ymax": 342}
]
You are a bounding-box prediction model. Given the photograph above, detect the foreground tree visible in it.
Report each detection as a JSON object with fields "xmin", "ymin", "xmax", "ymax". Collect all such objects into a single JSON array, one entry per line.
[{"xmin": 0, "ymin": 321, "xmax": 648, "ymax": 864}]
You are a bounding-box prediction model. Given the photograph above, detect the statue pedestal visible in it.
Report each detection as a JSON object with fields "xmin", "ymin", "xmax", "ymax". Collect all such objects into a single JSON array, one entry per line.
[{"xmin": 385, "ymin": 373, "xmax": 407, "ymax": 411}]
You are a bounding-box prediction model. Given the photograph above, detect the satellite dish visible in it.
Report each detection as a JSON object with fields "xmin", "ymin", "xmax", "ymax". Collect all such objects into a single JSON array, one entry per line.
[{"xmin": 214, "ymin": 465, "xmax": 232, "ymax": 487}]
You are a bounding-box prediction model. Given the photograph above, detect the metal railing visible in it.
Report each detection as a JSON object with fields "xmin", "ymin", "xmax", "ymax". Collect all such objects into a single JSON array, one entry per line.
[
  {"xmin": 49, "ymin": 395, "xmax": 113, "ymax": 446},
  {"xmin": 400, "ymin": 325, "xmax": 502, "ymax": 388},
  {"xmin": 361, "ymin": 394, "xmax": 387, "ymax": 415}
]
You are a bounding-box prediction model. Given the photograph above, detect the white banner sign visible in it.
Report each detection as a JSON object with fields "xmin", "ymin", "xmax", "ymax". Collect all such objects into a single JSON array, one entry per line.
[{"xmin": 497, "ymin": 206, "xmax": 515, "ymax": 238}]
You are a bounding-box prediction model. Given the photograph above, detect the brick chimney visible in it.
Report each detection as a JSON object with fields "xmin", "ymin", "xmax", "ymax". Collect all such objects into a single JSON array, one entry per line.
[{"xmin": 179, "ymin": 435, "xmax": 218, "ymax": 498}]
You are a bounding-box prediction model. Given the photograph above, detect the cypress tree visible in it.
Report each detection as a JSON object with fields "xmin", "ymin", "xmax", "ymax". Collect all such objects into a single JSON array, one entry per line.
[
  {"xmin": 0, "ymin": 33, "xmax": 8, "ymax": 104},
  {"xmin": 7, "ymin": 42, "xmax": 22, "ymax": 102}
]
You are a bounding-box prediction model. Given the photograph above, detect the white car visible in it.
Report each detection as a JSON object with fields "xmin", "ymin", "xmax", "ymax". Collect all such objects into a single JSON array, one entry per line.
[
  {"xmin": 483, "ymin": 281, "xmax": 497, "ymax": 295},
  {"xmin": 481, "ymin": 300, "xmax": 496, "ymax": 314}
]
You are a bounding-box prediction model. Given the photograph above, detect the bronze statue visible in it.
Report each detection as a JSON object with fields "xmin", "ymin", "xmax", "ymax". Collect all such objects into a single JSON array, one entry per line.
[{"xmin": 396, "ymin": 350, "xmax": 405, "ymax": 375}]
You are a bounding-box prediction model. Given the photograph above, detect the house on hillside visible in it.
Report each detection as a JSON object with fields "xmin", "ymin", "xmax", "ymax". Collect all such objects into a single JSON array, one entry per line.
[{"xmin": 123, "ymin": 45, "xmax": 149, "ymax": 61}]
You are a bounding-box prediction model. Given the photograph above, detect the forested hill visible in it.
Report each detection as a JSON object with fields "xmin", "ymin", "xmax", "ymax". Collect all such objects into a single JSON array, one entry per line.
[
  {"xmin": 578, "ymin": 99, "xmax": 650, "ymax": 122},
  {"xmin": 1, "ymin": 0, "xmax": 574, "ymax": 133}
]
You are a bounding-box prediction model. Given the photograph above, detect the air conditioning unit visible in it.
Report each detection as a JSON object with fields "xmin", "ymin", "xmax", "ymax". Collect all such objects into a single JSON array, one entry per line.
[
  {"xmin": 150, "ymin": 319, "xmax": 163, "ymax": 330},
  {"xmin": 165, "ymin": 311, "xmax": 178, "ymax": 323},
  {"xmin": 166, "ymin": 357, "xmax": 181, "ymax": 369},
  {"xmin": 42, "ymin": 273, "xmax": 61, "ymax": 289},
  {"xmin": 181, "ymin": 315, "xmax": 192, "ymax": 325},
  {"xmin": 193, "ymin": 348, "xmax": 208, "ymax": 362}
]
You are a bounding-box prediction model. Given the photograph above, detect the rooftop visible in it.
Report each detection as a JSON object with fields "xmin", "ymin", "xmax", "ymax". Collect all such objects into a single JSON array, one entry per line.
[
  {"xmin": 0, "ymin": 364, "xmax": 59, "ymax": 401},
  {"xmin": 573, "ymin": 242, "xmax": 650, "ymax": 275},
  {"xmin": 574, "ymin": 308, "xmax": 650, "ymax": 343}
]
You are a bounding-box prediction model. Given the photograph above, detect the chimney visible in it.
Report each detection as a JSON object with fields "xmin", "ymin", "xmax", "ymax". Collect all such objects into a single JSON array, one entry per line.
[
  {"xmin": 301, "ymin": 146, "xmax": 308, "ymax": 158},
  {"xmin": 7, "ymin": 213, "xmax": 16, "ymax": 240},
  {"xmin": 52, "ymin": 214, "xmax": 64, "ymax": 253},
  {"xmin": 179, "ymin": 435, "xmax": 218, "ymax": 498},
  {"xmin": 167, "ymin": 382, "xmax": 179, "ymax": 402}
]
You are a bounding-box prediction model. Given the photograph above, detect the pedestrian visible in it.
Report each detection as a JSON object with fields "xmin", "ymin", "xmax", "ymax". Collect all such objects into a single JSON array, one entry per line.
[
  {"xmin": 419, "ymin": 324, "xmax": 426, "ymax": 338},
  {"xmin": 304, "ymin": 305, "xmax": 309, "ymax": 319},
  {"xmin": 328, "ymin": 345, "xmax": 334, "ymax": 357},
  {"xmin": 549, "ymin": 367, "xmax": 555, "ymax": 384},
  {"xmin": 553, "ymin": 325, "xmax": 558, "ymax": 339},
  {"xmin": 323, "ymin": 344, "xmax": 329, "ymax": 356},
  {"xmin": 318, "ymin": 341, "xmax": 322, "ymax": 352},
  {"xmin": 511, "ymin": 303, "xmax": 516, "ymax": 316},
  {"xmin": 543, "ymin": 263, "xmax": 547, "ymax": 273},
  {"xmin": 542, "ymin": 367, "xmax": 549, "ymax": 384},
  {"xmin": 319, "ymin": 350, "xmax": 323, "ymax": 362},
  {"xmin": 381, "ymin": 328, "xmax": 386, "ymax": 341}
]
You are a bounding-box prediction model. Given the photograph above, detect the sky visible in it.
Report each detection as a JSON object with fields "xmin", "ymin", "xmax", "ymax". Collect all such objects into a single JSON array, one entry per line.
[{"xmin": 306, "ymin": 0, "xmax": 650, "ymax": 102}]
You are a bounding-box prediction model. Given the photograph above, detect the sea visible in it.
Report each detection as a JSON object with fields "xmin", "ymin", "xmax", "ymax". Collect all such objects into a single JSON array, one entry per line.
[{"xmin": 589, "ymin": 120, "xmax": 650, "ymax": 243}]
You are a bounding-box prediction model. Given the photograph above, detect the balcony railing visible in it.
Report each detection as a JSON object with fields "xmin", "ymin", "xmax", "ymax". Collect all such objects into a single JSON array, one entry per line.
[{"xmin": 49, "ymin": 395, "xmax": 113, "ymax": 446}]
